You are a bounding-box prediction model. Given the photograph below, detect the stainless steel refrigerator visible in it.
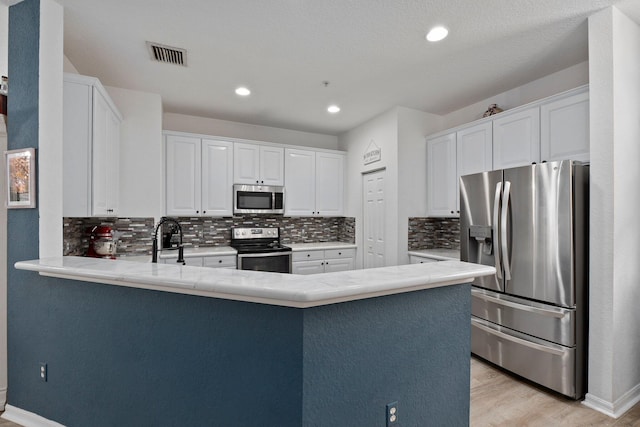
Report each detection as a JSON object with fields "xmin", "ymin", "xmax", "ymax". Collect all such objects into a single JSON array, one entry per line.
[{"xmin": 460, "ymin": 160, "xmax": 589, "ymax": 399}]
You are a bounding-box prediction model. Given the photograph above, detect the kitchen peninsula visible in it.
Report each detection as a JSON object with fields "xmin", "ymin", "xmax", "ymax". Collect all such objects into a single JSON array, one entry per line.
[{"xmin": 12, "ymin": 257, "xmax": 494, "ymax": 427}]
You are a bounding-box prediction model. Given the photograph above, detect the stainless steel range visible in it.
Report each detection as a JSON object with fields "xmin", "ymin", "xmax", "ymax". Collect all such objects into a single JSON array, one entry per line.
[{"xmin": 231, "ymin": 227, "xmax": 292, "ymax": 273}]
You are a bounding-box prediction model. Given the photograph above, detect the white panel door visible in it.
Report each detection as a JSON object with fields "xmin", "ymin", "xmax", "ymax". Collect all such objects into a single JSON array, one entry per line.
[
  {"xmin": 456, "ymin": 122, "xmax": 493, "ymax": 212},
  {"xmin": 105, "ymin": 108, "xmax": 120, "ymax": 216},
  {"xmin": 492, "ymin": 107, "xmax": 540, "ymax": 169},
  {"xmin": 540, "ymin": 90, "xmax": 590, "ymax": 163},
  {"xmin": 166, "ymin": 135, "xmax": 201, "ymax": 216},
  {"xmin": 363, "ymin": 169, "xmax": 385, "ymax": 269},
  {"xmin": 427, "ymin": 133, "xmax": 457, "ymax": 216},
  {"xmin": 201, "ymin": 139, "xmax": 233, "ymax": 216},
  {"xmin": 259, "ymin": 146, "xmax": 284, "ymax": 186},
  {"xmin": 233, "ymin": 142, "xmax": 260, "ymax": 184},
  {"xmin": 315, "ymin": 152, "xmax": 344, "ymax": 216},
  {"xmin": 284, "ymin": 148, "xmax": 316, "ymax": 216}
]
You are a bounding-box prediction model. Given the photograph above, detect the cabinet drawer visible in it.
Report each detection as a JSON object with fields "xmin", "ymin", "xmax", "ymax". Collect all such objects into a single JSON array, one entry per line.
[
  {"xmin": 292, "ymin": 250, "xmax": 324, "ymax": 262},
  {"xmin": 183, "ymin": 257, "xmax": 203, "ymax": 267},
  {"xmin": 410, "ymin": 255, "xmax": 438, "ymax": 264},
  {"xmin": 203, "ymin": 255, "xmax": 236, "ymax": 268},
  {"xmin": 324, "ymin": 248, "xmax": 355, "ymax": 260}
]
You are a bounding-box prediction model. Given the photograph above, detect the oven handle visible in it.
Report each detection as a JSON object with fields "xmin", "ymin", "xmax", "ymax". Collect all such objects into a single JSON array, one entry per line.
[{"xmin": 237, "ymin": 252, "xmax": 292, "ymax": 259}]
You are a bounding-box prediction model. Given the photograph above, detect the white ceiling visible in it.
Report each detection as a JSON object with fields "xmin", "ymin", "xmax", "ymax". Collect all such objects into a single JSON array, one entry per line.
[{"xmin": 57, "ymin": 0, "xmax": 640, "ymax": 136}]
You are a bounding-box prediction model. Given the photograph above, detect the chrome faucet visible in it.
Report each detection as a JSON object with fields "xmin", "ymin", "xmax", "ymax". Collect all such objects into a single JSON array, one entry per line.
[{"xmin": 151, "ymin": 217, "xmax": 185, "ymax": 264}]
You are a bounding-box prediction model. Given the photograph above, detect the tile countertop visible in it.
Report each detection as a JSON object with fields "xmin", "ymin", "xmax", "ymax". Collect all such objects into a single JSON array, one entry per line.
[
  {"xmin": 15, "ymin": 256, "xmax": 494, "ymax": 308},
  {"xmin": 286, "ymin": 242, "xmax": 357, "ymax": 251},
  {"xmin": 408, "ymin": 249, "xmax": 460, "ymax": 261}
]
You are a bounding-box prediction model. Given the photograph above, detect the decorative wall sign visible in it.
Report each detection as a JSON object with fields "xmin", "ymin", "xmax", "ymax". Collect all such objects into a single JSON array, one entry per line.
[
  {"xmin": 5, "ymin": 147, "xmax": 36, "ymax": 209},
  {"xmin": 363, "ymin": 140, "xmax": 381, "ymax": 165}
]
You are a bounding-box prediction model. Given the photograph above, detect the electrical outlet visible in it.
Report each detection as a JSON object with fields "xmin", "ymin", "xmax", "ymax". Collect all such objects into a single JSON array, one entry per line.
[
  {"xmin": 386, "ymin": 401, "xmax": 398, "ymax": 426},
  {"xmin": 40, "ymin": 363, "xmax": 47, "ymax": 382}
]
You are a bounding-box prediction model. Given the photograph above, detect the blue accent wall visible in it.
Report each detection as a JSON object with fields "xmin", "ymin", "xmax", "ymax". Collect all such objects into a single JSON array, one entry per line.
[
  {"xmin": 7, "ymin": 2, "xmax": 471, "ymax": 426},
  {"xmin": 302, "ymin": 285, "xmax": 471, "ymax": 426}
]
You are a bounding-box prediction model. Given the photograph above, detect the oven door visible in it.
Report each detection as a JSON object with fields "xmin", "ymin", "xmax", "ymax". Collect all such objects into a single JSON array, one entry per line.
[{"xmin": 237, "ymin": 252, "xmax": 292, "ymax": 273}]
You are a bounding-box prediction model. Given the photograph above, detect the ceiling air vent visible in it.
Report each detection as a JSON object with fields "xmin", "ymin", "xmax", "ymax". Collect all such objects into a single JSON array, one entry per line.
[{"xmin": 146, "ymin": 42, "xmax": 187, "ymax": 66}]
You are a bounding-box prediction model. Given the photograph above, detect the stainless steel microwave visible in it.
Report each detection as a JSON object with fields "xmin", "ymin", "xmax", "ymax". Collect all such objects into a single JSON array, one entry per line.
[{"xmin": 233, "ymin": 184, "xmax": 285, "ymax": 214}]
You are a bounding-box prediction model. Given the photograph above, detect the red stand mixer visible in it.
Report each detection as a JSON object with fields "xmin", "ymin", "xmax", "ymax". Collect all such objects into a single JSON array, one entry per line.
[{"xmin": 87, "ymin": 225, "xmax": 117, "ymax": 259}]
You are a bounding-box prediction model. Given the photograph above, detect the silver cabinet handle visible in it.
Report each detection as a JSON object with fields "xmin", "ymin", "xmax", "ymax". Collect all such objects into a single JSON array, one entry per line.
[
  {"xmin": 501, "ymin": 181, "xmax": 511, "ymax": 280},
  {"xmin": 493, "ymin": 182, "xmax": 502, "ymax": 279}
]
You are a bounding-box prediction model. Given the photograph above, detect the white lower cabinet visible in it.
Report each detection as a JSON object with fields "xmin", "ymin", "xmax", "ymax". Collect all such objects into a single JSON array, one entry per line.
[
  {"xmin": 292, "ymin": 248, "xmax": 355, "ymax": 274},
  {"xmin": 409, "ymin": 255, "xmax": 438, "ymax": 264},
  {"xmin": 160, "ymin": 254, "xmax": 236, "ymax": 269}
]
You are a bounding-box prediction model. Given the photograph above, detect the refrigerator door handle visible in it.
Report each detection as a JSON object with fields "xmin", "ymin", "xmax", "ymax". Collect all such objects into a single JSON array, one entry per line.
[
  {"xmin": 501, "ymin": 181, "xmax": 512, "ymax": 280},
  {"xmin": 493, "ymin": 182, "xmax": 503, "ymax": 279}
]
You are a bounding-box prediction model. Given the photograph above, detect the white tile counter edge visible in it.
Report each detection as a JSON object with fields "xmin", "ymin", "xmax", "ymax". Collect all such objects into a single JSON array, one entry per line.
[{"xmin": 15, "ymin": 257, "xmax": 495, "ymax": 308}]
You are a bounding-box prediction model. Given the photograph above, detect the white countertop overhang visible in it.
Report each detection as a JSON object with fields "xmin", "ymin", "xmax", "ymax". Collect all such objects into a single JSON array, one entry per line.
[{"xmin": 15, "ymin": 257, "xmax": 495, "ymax": 308}]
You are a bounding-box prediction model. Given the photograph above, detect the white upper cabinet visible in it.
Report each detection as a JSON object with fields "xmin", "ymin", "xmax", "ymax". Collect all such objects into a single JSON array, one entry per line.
[
  {"xmin": 165, "ymin": 135, "xmax": 201, "ymax": 216},
  {"xmin": 284, "ymin": 149, "xmax": 316, "ymax": 215},
  {"xmin": 540, "ymin": 90, "xmax": 589, "ymax": 163},
  {"xmin": 425, "ymin": 85, "xmax": 589, "ymax": 218},
  {"xmin": 284, "ymin": 148, "xmax": 345, "ymax": 216},
  {"xmin": 201, "ymin": 139, "xmax": 234, "ymax": 216},
  {"xmin": 63, "ymin": 73, "xmax": 122, "ymax": 217},
  {"xmin": 315, "ymin": 151, "xmax": 345, "ymax": 216},
  {"xmin": 492, "ymin": 107, "xmax": 540, "ymax": 169},
  {"xmin": 165, "ymin": 134, "xmax": 233, "ymax": 216},
  {"xmin": 234, "ymin": 142, "xmax": 284, "ymax": 186},
  {"xmin": 456, "ymin": 121, "xmax": 493, "ymax": 176},
  {"xmin": 427, "ymin": 133, "xmax": 457, "ymax": 217}
]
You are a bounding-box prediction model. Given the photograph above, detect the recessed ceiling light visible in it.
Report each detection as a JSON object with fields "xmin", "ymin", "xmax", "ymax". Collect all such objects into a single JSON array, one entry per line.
[
  {"xmin": 426, "ymin": 26, "xmax": 448, "ymax": 42},
  {"xmin": 327, "ymin": 105, "xmax": 341, "ymax": 114},
  {"xmin": 235, "ymin": 87, "xmax": 251, "ymax": 96}
]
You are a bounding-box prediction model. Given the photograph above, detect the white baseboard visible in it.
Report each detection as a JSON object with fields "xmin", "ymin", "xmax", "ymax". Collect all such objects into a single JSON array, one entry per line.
[
  {"xmin": 583, "ymin": 382, "xmax": 640, "ymax": 419},
  {"xmin": 1, "ymin": 405, "xmax": 66, "ymax": 427}
]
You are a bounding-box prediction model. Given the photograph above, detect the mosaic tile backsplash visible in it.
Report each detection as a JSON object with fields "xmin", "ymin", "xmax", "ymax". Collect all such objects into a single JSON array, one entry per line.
[
  {"xmin": 408, "ymin": 217, "xmax": 460, "ymax": 250},
  {"xmin": 64, "ymin": 216, "xmax": 356, "ymax": 257}
]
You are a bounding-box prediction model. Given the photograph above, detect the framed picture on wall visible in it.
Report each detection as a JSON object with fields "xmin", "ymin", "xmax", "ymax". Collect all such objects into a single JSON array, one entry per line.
[{"xmin": 5, "ymin": 147, "xmax": 36, "ymax": 209}]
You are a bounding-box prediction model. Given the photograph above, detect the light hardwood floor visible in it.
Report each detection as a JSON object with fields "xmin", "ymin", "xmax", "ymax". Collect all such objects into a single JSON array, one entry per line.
[
  {"xmin": 1, "ymin": 358, "xmax": 639, "ymax": 426},
  {"xmin": 471, "ymin": 356, "xmax": 640, "ymax": 426}
]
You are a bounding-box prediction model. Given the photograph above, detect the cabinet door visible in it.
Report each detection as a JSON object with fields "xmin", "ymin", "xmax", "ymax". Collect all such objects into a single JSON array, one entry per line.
[
  {"xmin": 201, "ymin": 139, "xmax": 233, "ymax": 216},
  {"xmin": 166, "ymin": 135, "xmax": 201, "ymax": 216},
  {"xmin": 324, "ymin": 257, "xmax": 354, "ymax": 273},
  {"xmin": 105, "ymin": 108, "xmax": 120, "ymax": 215},
  {"xmin": 315, "ymin": 152, "xmax": 344, "ymax": 216},
  {"xmin": 259, "ymin": 146, "xmax": 284, "ymax": 186},
  {"xmin": 427, "ymin": 133, "xmax": 457, "ymax": 216},
  {"xmin": 91, "ymin": 87, "xmax": 112, "ymax": 216},
  {"xmin": 233, "ymin": 142, "xmax": 260, "ymax": 184},
  {"xmin": 456, "ymin": 122, "xmax": 493, "ymax": 213},
  {"xmin": 493, "ymin": 107, "xmax": 540, "ymax": 169},
  {"xmin": 284, "ymin": 149, "xmax": 316, "ymax": 216},
  {"xmin": 63, "ymin": 81, "xmax": 92, "ymax": 217},
  {"xmin": 292, "ymin": 260, "xmax": 325, "ymax": 275},
  {"xmin": 541, "ymin": 91, "xmax": 589, "ymax": 163}
]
